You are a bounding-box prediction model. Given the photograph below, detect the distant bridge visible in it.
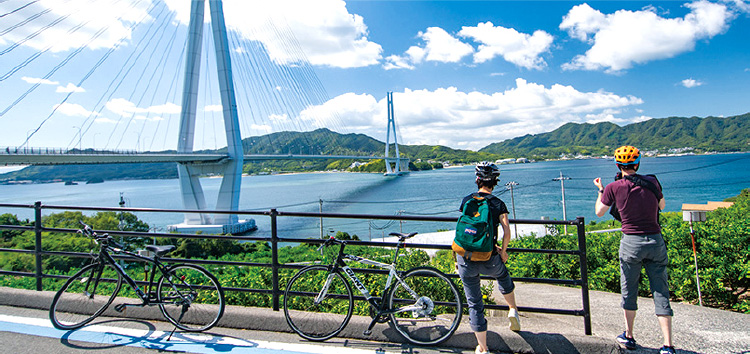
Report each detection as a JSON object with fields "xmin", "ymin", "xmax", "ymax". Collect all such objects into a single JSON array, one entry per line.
[{"xmin": 0, "ymin": 149, "xmax": 408, "ymax": 166}]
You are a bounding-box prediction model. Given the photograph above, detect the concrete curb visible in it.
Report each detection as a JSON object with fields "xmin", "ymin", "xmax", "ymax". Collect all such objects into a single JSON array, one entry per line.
[{"xmin": 0, "ymin": 286, "xmax": 618, "ymax": 353}]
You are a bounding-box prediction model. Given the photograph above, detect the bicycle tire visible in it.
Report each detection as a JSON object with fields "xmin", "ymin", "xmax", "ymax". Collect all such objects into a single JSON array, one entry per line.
[
  {"xmin": 387, "ymin": 266, "xmax": 462, "ymax": 345},
  {"xmin": 49, "ymin": 262, "xmax": 123, "ymax": 330},
  {"xmin": 283, "ymin": 265, "xmax": 353, "ymax": 341},
  {"xmin": 157, "ymin": 263, "xmax": 225, "ymax": 332}
]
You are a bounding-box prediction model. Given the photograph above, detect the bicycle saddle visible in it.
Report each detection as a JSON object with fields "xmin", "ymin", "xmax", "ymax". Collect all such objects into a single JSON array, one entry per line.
[
  {"xmin": 389, "ymin": 232, "xmax": 417, "ymax": 239},
  {"xmin": 146, "ymin": 245, "xmax": 176, "ymax": 256}
]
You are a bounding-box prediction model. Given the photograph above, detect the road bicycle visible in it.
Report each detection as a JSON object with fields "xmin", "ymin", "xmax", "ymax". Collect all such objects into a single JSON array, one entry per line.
[
  {"xmin": 49, "ymin": 222, "xmax": 225, "ymax": 335},
  {"xmin": 283, "ymin": 232, "xmax": 462, "ymax": 346}
]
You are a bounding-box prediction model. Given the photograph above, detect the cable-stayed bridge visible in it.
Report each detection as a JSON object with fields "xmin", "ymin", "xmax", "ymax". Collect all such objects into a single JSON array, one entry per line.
[{"xmin": 0, "ymin": 0, "xmax": 408, "ymax": 233}]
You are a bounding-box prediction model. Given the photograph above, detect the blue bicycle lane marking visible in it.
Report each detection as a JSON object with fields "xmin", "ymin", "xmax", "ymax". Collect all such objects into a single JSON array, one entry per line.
[{"xmin": 0, "ymin": 314, "xmax": 377, "ymax": 354}]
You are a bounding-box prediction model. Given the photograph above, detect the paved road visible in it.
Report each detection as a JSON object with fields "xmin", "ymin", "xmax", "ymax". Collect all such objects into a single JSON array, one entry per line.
[
  {"xmin": 0, "ymin": 305, "xmax": 444, "ymax": 354},
  {"xmin": 2, "ymin": 283, "xmax": 749, "ymax": 353}
]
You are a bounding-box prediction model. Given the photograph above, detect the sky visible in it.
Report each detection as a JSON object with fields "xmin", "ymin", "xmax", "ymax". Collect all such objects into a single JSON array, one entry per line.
[{"xmin": 0, "ymin": 0, "xmax": 749, "ymax": 153}]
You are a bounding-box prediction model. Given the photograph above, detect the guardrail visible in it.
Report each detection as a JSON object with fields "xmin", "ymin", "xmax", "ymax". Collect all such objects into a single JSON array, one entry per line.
[{"xmin": 0, "ymin": 201, "xmax": 592, "ymax": 335}]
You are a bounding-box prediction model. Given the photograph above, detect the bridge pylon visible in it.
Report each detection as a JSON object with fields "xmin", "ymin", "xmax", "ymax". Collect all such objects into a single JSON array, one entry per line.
[
  {"xmin": 384, "ymin": 92, "xmax": 409, "ymax": 176},
  {"xmin": 170, "ymin": 0, "xmax": 254, "ymax": 235}
]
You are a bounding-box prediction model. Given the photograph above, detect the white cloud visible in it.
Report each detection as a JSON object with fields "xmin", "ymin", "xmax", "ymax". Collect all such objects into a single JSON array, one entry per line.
[
  {"xmin": 165, "ymin": 0, "xmax": 382, "ymax": 69},
  {"xmin": 94, "ymin": 117, "xmax": 118, "ymax": 124},
  {"xmin": 56, "ymin": 83, "xmax": 85, "ymax": 93},
  {"xmin": 21, "ymin": 77, "xmax": 59, "ymax": 85},
  {"xmin": 302, "ymin": 80, "xmax": 644, "ymax": 150},
  {"xmin": 681, "ymin": 78, "xmax": 704, "ymax": 87},
  {"xmin": 105, "ymin": 98, "xmax": 180, "ymax": 116},
  {"xmin": 384, "ymin": 27, "xmax": 473, "ymax": 70},
  {"xmin": 269, "ymin": 113, "xmax": 290, "ymax": 122},
  {"xmin": 459, "ymin": 21, "xmax": 553, "ymax": 70},
  {"xmin": 134, "ymin": 114, "xmax": 163, "ymax": 121},
  {"xmin": 561, "ymin": 1, "xmax": 734, "ymax": 72},
  {"xmin": 0, "ymin": 0, "xmax": 153, "ymax": 52},
  {"xmin": 53, "ymin": 103, "xmax": 96, "ymax": 117}
]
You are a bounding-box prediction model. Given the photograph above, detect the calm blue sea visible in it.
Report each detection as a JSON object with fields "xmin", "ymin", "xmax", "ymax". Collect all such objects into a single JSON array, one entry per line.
[{"xmin": 1, "ymin": 153, "xmax": 748, "ymax": 239}]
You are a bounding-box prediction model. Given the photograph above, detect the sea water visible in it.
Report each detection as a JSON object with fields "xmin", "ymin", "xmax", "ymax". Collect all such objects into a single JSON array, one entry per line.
[{"xmin": 1, "ymin": 153, "xmax": 748, "ymax": 239}]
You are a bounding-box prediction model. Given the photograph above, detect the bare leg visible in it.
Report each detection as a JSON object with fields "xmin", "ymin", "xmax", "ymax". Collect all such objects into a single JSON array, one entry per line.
[
  {"xmin": 658, "ymin": 315, "xmax": 673, "ymax": 347},
  {"xmin": 474, "ymin": 330, "xmax": 488, "ymax": 352},
  {"xmin": 624, "ymin": 309, "xmax": 636, "ymax": 338},
  {"xmin": 502, "ymin": 291, "xmax": 517, "ymax": 309}
]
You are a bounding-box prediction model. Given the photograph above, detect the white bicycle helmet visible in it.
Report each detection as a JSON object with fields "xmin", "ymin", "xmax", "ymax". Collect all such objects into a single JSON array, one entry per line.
[{"xmin": 475, "ymin": 161, "xmax": 500, "ymax": 181}]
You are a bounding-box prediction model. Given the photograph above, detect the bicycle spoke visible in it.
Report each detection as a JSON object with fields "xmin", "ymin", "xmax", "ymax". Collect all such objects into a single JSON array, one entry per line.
[
  {"xmin": 157, "ymin": 264, "xmax": 225, "ymax": 332},
  {"xmin": 388, "ymin": 267, "xmax": 462, "ymax": 346},
  {"xmin": 284, "ymin": 266, "xmax": 353, "ymax": 341},
  {"xmin": 49, "ymin": 263, "xmax": 122, "ymax": 330}
]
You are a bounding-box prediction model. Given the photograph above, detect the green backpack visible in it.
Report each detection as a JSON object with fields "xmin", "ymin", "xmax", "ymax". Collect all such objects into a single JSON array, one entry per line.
[{"xmin": 453, "ymin": 194, "xmax": 495, "ymax": 261}]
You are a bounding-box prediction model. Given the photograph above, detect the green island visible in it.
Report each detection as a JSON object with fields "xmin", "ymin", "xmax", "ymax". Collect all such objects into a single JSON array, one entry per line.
[
  {"xmin": 2, "ymin": 188, "xmax": 747, "ymax": 314},
  {"xmin": 2, "ymin": 113, "xmax": 748, "ymax": 183}
]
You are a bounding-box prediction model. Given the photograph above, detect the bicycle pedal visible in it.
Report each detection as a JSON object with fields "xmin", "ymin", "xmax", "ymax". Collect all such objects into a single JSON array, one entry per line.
[
  {"xmin": 114, "ymin": 303, "xmax": 126, "ymax": 312},
  {"xmin": 362, "ymin": 330, "xmax": 372, "ymax": 336}
]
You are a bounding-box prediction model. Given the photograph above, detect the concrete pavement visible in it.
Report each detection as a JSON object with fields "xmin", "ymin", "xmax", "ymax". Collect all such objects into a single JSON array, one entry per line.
[{"xmin": 1, "ymin": 284, "xmax": 748, "ymax": 353}]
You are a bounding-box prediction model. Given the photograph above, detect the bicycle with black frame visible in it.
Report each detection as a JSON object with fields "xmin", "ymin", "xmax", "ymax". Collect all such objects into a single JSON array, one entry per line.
[
  {"xmin": 283, "ymin": 232, "xmax": 462, "ymax": 346},
  {"xmin": 49, "ymin": 222, "xmax": 225, "ymax": 336}
]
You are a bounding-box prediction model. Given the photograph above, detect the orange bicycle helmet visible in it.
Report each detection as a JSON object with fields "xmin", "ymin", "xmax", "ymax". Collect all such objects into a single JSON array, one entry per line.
[{"xmin": 614, "ymin": 145, "xmax": 641, "ymax": 165}]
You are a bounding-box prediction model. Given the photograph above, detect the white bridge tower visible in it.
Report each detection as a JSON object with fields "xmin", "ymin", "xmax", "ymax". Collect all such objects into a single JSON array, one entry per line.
[
  {"xmin": 384, "ymin": 92, "xmax": 408, "ymax": 176},
  {"xmin": 171, "ymin": 0, "xmax": 254, "ymax": 234}
]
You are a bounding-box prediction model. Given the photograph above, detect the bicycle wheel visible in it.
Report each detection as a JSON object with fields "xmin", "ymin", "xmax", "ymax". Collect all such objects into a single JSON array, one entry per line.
[
  {"xmin": 49, "ymin": 262, "xmax": 122, "ymax": 330},
  {"xmin": 157, "ymin": 264, "xmax": 225, "ymax": 332},
  {"xmin": 283, "ymin": 265, "xmax": 353, "ymax": 341},
  {"xmin": 387, "ymin": 266, "xmax": 462, "ymax": 345}
]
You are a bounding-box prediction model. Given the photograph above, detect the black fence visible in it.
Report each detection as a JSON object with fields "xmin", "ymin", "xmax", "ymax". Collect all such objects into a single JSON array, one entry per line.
[{"xmin": 0, "ymin": 201, "xmax": 592, "ymax": 335}]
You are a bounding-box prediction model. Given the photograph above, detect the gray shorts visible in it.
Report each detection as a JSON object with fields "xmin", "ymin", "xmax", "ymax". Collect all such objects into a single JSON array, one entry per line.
[
  {"xmin": 619, "ymin": 233, "xmax": 673, "ymax": 316},
  {"xmin": 456, "ymin": 253, "xmax": 515, "ymax": 332}
]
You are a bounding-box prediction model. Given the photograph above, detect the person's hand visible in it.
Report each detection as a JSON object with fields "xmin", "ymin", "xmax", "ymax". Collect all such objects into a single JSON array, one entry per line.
[
  {"xmin": 497, "ymin": 245, "xmax": 509, "ymax": 262},
  {"xmin": 593, "ymin": 177, "xmax": 604, "ymax": 190}
]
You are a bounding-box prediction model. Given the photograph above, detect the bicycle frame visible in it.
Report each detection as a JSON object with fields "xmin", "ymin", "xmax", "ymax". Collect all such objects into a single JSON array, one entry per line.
[
  {"xmin": 86, "ymin": 239, "xmax": 179, "ymax": 307},
  {"xmin": 321, "ymin": 239, "xmax": 421, "ymax": 316}
]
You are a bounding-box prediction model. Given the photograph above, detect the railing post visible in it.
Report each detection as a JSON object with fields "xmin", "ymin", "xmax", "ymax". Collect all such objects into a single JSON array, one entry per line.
[
  {"xmin": 576, "ymin": 216, "xmax": 592, "ymax": 335},
  {"xmin": 34, "ymin": 201, "xmax": 43, "ymax": 291},
  {"xmin": 270, "ymin": 208, "xmax": 279, "ymax": 311}
]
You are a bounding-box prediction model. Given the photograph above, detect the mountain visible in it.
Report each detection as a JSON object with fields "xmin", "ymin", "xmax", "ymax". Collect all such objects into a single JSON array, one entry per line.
[
  {"xmin": 3, "ymin": 113, "xmax": 748, "ymax": 182},
  {"xmin": 480, "ymin": 113, "xmax": 750, "ymax": 158},
  {"xmin": 0, "ymin": 128, "xmax": 501, "ymax": 182}
]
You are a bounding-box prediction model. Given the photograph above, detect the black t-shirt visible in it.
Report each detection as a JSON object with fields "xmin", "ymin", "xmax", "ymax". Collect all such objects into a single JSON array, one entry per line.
[{"xmin": 459, "ymin": 192, "xmax": 509, "ymax": 237}]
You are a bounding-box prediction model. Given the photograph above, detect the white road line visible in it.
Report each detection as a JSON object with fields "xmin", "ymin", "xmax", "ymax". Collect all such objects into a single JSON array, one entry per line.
[{"xmin": 0, "ymin": 314, "xmax": 398, "ymax": 354}]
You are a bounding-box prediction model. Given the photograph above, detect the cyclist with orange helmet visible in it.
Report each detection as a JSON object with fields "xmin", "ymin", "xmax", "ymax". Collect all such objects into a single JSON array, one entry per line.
[{"xmin": 593, "ymin": 146, "xmax": 674, "ymax": 354}]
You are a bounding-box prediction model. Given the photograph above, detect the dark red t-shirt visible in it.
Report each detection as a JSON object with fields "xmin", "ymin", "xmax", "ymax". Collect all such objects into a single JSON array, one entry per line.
[{"xmin": 601, "ymin": 175, "xmax": 663, "ymax": 235}]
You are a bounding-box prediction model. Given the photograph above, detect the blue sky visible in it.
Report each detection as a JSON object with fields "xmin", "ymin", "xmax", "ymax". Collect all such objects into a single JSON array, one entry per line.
[{"xmin": 0, "ymin": 0, "xmax": 749, "ymax": 153}]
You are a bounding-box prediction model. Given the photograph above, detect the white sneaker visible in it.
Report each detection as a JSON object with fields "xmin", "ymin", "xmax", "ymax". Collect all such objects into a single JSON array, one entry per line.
[
  {"xmin": 508, "ymin": 308, "xmax": 521, "ymax": 331},
  {"xmin": 475, "ymin": 345, "xmax": 490, "ymax": 354}
]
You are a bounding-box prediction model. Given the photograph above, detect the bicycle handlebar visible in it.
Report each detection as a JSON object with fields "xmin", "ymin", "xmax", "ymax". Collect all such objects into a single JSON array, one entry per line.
[{"xmin": 77, "ymin": 221, "xmax": 125, "ymax": 250}]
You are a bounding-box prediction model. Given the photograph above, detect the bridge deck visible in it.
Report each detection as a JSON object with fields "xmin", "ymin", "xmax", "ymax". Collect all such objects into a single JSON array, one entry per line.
[{"xmin": 0, "ymin": 152, "xmax": 408, "ymax": 165}]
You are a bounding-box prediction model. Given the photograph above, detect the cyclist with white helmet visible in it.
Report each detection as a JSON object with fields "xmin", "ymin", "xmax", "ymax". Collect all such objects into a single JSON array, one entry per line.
[
  {"xmin": 457, "ymin": 162, "xmax": 521, "ymax": 354},
  {"xmin": 593, "ymin": 146, "xmax": 674, "ymax": 354}
]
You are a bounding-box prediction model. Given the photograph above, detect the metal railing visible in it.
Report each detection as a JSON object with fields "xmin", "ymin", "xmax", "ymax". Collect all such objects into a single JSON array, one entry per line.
[{"xmin": 0, "ymin": 201, "xmax": 592, "ymax": 335}]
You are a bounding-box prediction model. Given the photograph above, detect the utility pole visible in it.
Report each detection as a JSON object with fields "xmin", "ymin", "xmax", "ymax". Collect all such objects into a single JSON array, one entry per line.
[
  {"xmin": 553, "ymin": 172, "xmax": 571, "ymax": 234},
  {"xmin": 398, "ymin": 210, "xmax": 405, "ymax": 233},
  {"xmin": 319, "ymin": 199, "xmax": 324, "ymax": 239},
  {"xmin": 505, "ymin": 181, "xmax": 518, "ymax": 237}
]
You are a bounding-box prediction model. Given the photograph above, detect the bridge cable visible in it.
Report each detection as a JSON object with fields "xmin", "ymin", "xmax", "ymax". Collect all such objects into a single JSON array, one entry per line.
[
  {"xmin": 0, "ymin": 0, "xmax": 38, "ymax": 19},
  {"xmin": 66, "ymin": 0, "xmax": 162, "ymax": 149},
  {"xmin": 0, "ymin": 3, "xmax": 54, "ymax": 37},
  {"xmin": 1, "ymin": 0, "xmax": 130, "ymax": 119},
  {"xmin": 111, "ymin": 7, "xmax": 180, "ymax": 150},
  {"xmin": 21, "ymin": 0, "xmax": 154, "ymax": 146}
]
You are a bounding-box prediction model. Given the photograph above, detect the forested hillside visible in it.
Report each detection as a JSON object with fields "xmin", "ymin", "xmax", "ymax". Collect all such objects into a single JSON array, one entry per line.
[
  {"xmin": 2, "ymin": 114, "xmax": 748, "ymax": 182},
  {"xmin": 480, "ymin": 113, "xmax": 750, "ymax": 159}
]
